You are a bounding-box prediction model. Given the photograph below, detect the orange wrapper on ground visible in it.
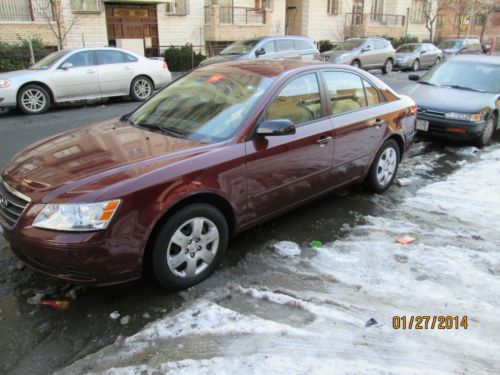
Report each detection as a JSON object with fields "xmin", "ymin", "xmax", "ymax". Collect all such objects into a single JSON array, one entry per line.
[
  {"xmin": 41, "ymin": 299, "xmax": 73, "ymax": 311},
  {"xmin": 396, "ymin": 235, "xmax": 416, "ymax": 245}
]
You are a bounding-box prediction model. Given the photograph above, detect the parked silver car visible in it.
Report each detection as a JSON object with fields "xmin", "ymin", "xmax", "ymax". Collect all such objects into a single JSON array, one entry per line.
[
  {"xmin": 0, "ymin": 47, "xmax": 172, "ymax": 115},
  {"xmin": 199, "ymin": 36, "xmax": 320, "ymax": 67},
  {"xmin": 320, "ymin": 37, "xmax": 396, "ymax": 74},
  {"xmin": 395, "ymin": 43, "xmax": 443, "ymax": 71}
]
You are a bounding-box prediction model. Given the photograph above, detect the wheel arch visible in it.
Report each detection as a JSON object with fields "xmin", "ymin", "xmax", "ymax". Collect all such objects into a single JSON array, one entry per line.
[
  {"xmin": 141, "ymin": 192, "xmax": 236, "ymax": 275},
  {"xmin": 132, "ymin": 74, "xmax": 156, "ymax": 89},
  {"xmin": 385, "ymin": 133, "xmax": 405, "ymax": 159},
  {"xmin": 17, "ymin": 81, "xmax": 55, "ymax": 104}
]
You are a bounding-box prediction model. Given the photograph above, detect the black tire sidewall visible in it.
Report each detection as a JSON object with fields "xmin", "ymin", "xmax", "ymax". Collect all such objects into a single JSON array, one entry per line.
[
  {"xmin": 18, "ymin": 85, "xmax": 50, "ymax": 115},
  {"xmin": 365, "ymin": 139, "xmax": 400, "ymax": 193},
  {"xmin": 130, "ymin": 76, "xmax": 153, "ymax": 101},
  {"xmin": 476, "ymin": 113, "xmax": 497, "ymax": 148},
  {"xmin": 413, "ymin": 59, "xmax": 419, "ymax": 71},
  {"xmin": 351, "ymin": 60, "xmax": 361, "ymax": 69},
  {"xmin": 152, "ymin": 204, "xmax": 229, "ymax": 290},
  {"xmin": 382, "ymin": 59, "xmax": 393, "ymax": 74}
]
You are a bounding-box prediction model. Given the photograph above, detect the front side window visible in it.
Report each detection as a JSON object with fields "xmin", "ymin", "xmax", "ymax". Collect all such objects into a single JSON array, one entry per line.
[
  {"xmin": 97, "ymin": 50, "xmax": 125, "ymax": 65},
  {"xmin": 265, "ymin": 73, "xmax": 322, "ymax": 126},
  {"xmin": 220, "ymin": 39, "xmax": 260, "ymax": 55},
  {"xmin": 63, "ymin": 51, "xmax": 95, "ymax": 67},
  {"xmin": 260, "ymin": 41, "xmax": 276, "ymax": 54},
  {"xmin": 363, "ymin": 41, "xmax": 375, "ymax": 51},
  {"xmin": 129, "ymin": 70, "xmax": 274, "ymax": 143},
  {"xmin": 276, "ymin": 39, "xmax": 295, "ymax": 52},
  {"xmin": 323, "ymin": 71, "xmax": 367, "ymax": 115}
]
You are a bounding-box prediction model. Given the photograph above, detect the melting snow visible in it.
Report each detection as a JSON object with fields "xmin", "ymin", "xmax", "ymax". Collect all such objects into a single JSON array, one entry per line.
[{"xmin": 272, "ymin": 241, "xmax": 301, "ymax": 258}]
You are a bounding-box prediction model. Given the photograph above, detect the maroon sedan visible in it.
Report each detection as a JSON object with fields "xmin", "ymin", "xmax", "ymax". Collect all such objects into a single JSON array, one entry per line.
[{"xmin": 0, "ymin": 60, "xmax": 416, "ymax": 289}]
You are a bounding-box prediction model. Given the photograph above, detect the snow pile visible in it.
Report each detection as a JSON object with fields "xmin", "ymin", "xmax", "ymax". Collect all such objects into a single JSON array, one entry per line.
[
  {"xmin": 59, "ymin": 147, "xmax": 500, "ymax": 375},
  {"xmin": 272, "ymin": 241, "xmax": 301, "ymax": 258}
]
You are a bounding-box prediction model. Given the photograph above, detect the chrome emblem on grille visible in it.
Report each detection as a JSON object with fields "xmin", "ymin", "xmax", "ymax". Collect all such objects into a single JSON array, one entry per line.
[{"xmin": 0, "ymin": 196, "xmax": 7, "ymax": 209}]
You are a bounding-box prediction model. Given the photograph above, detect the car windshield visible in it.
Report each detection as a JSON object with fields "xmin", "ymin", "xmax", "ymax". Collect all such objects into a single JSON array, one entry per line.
[
  {"xmin": 397, "ymin": 44, "xmax": 419, "ymax": 53},
  {"xmin": 220, "ymin": 39, "xmax": 260, "ymax": 55},
  {"xmin": 439, "ymin": 40, "xmax": 461, "ymax": 50},
  {"xmin": 331, "ymin": 40, "xmax": 364, "ymax": 51},
  {"xmin": 129, "ymin": 69, "xmax": 274, "ymax": 143},
  {"xmin": 30, "ymin": 50, "xmax": 69, "ymax": 70},
  {"xmin": 420, "ymin": 60, "xmax": 500, "ymax": 93}
]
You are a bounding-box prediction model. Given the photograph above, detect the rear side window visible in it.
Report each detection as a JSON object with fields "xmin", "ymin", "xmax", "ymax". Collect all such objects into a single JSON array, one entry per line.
[
  {"xmin": 374, "ymin": 40, "xmax": 386, "ymax": 50},
  {"xmin": 323, "ymin": 71, "xmax": 367, "ymax": 115},
  {"xmin": 97, "ymin": 50, "xmax": 125, "ymax": 65},
  {"xmin": 294, "ymin": 39, "xmax": 312, "ymax": 51},
  {"xmin": 123, "ymin": 53, "xmax": 138, "ymax": 62},
  {"xmin": 363, "ymin": 79, "xmax": 381, "ymax": 106},
  {"xmin": 265, "ymin": 73, "xmax": 322, "ymax": 126},
  {"xmin": 276, "ymin": 39, "xmax": 295, "ymax": 52}
]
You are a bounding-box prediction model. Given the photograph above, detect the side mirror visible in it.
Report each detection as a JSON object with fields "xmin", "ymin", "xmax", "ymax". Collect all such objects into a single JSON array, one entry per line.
[
  {"xmin": 255, "ymin": 48, "xmax": 266, "ymax": 57},
  {"xmin": 256, "ymin": 119, "xmax": 296, "ymax": 136},
  {"xmin": 362, "ymin": 46, "xmax": 372, "ymax": 52},
  {"xmin": 119, "ymin": 113, "xmax": 131, "ymax": 122},
  {"xmin": 420, "ymin": 50, "xmax": 426, "ymax": 55},
  {"xmin": 408, "ymin": 74, "xmax": 420, "ymax": 81},
  {"xmin": 60, "ymin": 62, "xmax": 73, "ymax": 70}
]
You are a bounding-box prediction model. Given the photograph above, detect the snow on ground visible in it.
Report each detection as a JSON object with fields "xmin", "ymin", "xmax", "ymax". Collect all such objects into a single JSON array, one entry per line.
[{"xmin": 59, "ymin": 146, "xmax": 500, "ymax": 375}]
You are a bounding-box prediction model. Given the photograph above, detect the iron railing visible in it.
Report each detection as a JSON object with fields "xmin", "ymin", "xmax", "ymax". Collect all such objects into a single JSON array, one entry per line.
[
  {"xmin": 0, "ymin": 0, "xmax": 52, "ymax": 22},
  {"xmin": 219, "ymin": 6, "xmax": 265, "ymax": 25},
  {"xmin": 345, "ymin": 13, "xmax": 406, "ymax": 27}
]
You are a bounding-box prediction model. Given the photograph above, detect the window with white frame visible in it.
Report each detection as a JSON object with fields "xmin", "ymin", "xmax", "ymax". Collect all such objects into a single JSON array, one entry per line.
[
  {"xmin": 166, "ymin": 0, "xmax": 189, "ymax": 15},
  {"xmin": 410, "ymin": 0, "xmax": 425, "ymax": 23},
  {"xmin": 70, "ymin": 0, "xmax": 100, "ymax": 13},
  {"xmin": 327, "ymin": 0, "xmax": 340, "ymax": 15},
  {"xmin": 255, "ymin": 1, "xmax": 272, "ymax": 11}
]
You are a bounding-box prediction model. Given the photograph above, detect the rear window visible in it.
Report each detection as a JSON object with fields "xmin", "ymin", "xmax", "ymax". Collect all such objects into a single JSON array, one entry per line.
[
  {"xmin": 276, "ymin": 39, "xmax": 295, "ymax": 52},
  {"xmin": 294, "ymin": 39, "xmax": 312, "ymax": 51},
  {"xmin": 124, "ymin": 53, "xmax": 138, "ymax": 62}
]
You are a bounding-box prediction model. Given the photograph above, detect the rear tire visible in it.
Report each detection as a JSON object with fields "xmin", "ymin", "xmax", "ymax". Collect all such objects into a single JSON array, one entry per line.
[
  {"xmin": 18, "ymin": 84, "xmax": 51, "ymax": 115},
  {"xmin": 382, "ymin": 58, "xmax": 393, "ymax": 74},
  {"xmin": 365, "ymin": 139, "xmax": 400, "ymax": 193},
  {"xmin": 434, "ymin": 57, "xmax": 441, "ymax": 65},
  {"xmin": 475, "ymin": 113, "xmax": 496, "ymax": 148},
  {"xmin": 152, "ymin": 204, "xmax": 229, "ymax": 290},
  {"xmin": 130, "ymin": 76, "xmax": 154, "ymax": 101}
]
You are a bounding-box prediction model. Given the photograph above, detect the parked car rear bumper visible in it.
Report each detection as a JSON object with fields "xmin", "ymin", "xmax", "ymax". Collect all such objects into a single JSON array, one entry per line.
[{"xmin": 416, "ymin": 115, "xmax": 485, "ymax": 140}]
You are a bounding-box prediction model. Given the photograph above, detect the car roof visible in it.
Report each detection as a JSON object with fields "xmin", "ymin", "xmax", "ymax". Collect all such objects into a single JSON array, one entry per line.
[
  {"xmin": 197, "ymin": 59, "xmax": 361, "ymax": 78},
  {"xmin": 448, "ymin": 54, "xmax": 500, "ymax": 64},
  {"xmin": 260, "ymin": 35, "xmax": 313, "ymax": 41},
  {"xmin": 63, "ymin": 47, "xmax": 139, "ymax": 54}
]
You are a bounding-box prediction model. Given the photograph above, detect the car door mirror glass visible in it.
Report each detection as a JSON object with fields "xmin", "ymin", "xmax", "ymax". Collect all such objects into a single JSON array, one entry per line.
[
  {"xmin": 255, "ymin": 48, "xmax": 266, "ymax": 57},
  {"xmin": 60, "ymin": 62, "xmax": 73, "ymax": 69},
  {"xmin": 257, "ymin": 119, "xmax": 296, "ymax": 136}
]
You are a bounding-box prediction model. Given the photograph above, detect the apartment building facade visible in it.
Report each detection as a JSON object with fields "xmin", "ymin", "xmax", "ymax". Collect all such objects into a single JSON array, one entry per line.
[{"xmin": 0, "ymin": 0, "xmax": 437, "ymax": 55}]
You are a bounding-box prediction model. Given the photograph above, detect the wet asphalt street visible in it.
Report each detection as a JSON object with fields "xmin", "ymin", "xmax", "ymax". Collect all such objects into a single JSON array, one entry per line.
[{"xmin": 0, "ymin": 69, "xmax": 495, "ymax": 374}]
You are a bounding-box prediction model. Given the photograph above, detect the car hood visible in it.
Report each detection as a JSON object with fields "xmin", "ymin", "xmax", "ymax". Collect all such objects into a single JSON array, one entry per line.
[
  {"xmin": 401, "ymin": 84, "xmax": 493, "ymax": 113},
  {"xmin": 321, "ymin": 49, "xmax": 353, "ymax": 57},
  {"xmin": 200, "ymin": 54, "xmax": 241, "ymax": 66},
  {"xmin": 442, "ymin": 48, "xmax": 459, "ymax": 55},
  {"xmin": 0, "ymin": 69, "xmax": 41, "ymax": 81},
  {"xmin": 2, "ymin": 119, "xmax": 217, "ymax": 203}
]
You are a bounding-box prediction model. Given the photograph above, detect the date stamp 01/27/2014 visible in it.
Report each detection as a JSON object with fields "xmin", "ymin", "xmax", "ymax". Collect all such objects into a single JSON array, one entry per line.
[{"xmin": 392, "ymin": 316, "xmax": 468, "ymax": 330}]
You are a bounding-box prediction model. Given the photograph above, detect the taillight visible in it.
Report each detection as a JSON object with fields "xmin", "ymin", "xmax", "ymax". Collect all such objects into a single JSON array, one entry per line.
[
  {"xmin": 163, "ymin": 61, "xmax": 168, "ymax": 70},
  {"xmin": 314, "ymin": 53, "xmax": 321, "ymax": 61}
]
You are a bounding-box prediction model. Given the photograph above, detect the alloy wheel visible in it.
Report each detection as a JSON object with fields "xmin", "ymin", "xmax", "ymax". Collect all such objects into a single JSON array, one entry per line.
[
  {"xmin": 384, "ymin": 59, "xmax": 393, "ymax": 73},
  {"xmin": 166, "ymin": 217, "xmax": 220, "ymax": 278},
  {"xmin": 21, "ymin": 89, "xmax": 46, "ymax": 113},
  {"xmin": 133, "ymin": 79, "xmax": 152, "ymax": 99},
  {"xmin": 376, "ymin": 147, "xmax": 397, "ymax": 186}
]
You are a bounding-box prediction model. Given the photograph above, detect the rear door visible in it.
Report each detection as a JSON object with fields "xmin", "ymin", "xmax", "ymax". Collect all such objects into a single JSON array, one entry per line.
[
  {"xmin": 96, "ymin": 50, "xmax": 134, "ymax": 97},
  {"xmin": 321, "ymin": 70, "xmax": 388, "ymax": 182},
  {"xmin": 245, "ymin": 72, "xmax": 334, "ymax": 222},
  {"xmin": 276, "ymin": 39, "xmax": 301, "ymax": 60},
  {"xmin": 50, "ymin": 51, "xmax": 100, "ymax": 101}
]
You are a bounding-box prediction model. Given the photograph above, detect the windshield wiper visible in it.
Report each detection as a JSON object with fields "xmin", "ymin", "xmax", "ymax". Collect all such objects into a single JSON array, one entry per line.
[
  {"xmin": 135, "ymin": 122, "xmax": 186, "ymax": 138},
  {"xmin": 441, "ymin": 85, "xmax": 486, "ymax": 93},
  {"xmin": 419, "ymin": 81, "xmax": 437, "ymax": 86}
]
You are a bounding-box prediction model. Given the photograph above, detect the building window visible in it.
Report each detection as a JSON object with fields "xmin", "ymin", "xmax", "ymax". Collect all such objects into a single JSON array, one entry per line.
[
  {"xmin": 166, "ymin": 0, "xmax": 189, "ymax": 16},
  {"xmin": 475, "ymin": 14, "xmax": 486, "ymax": 26},
  {"xmin": 410, "ymin": 0, "xmax": 425, "ymax": 23},
  {"xmin": 0, "ymin": 0, "xmax": 51, "ymax": 22},
  {"xmin": 70, "ymin": 0, "xmax": 100, "ymax": 13},
  {"xmin": 327, "ymin": 0, "xmax": 339, "ymax": 15}
]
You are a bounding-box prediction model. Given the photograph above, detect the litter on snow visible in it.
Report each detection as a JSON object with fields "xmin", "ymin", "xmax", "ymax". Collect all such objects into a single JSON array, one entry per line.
[
  {"xmin": 273, "ymin": 241, "xmax": 301, "ymax": 258},
  {"xmin": 395, "ymin": 235, "xmax": 416, "ymax": 245},
  {"xmin": 41, "ymin": 299, "xmax": 72, "ymax": 311},
  {"xmin": 309, "ymin": 240, "xmax": 323, "ymax": 248},
  {"xmin": 110, "ymin": 311, "xmax": 120, "ymax": 320}
]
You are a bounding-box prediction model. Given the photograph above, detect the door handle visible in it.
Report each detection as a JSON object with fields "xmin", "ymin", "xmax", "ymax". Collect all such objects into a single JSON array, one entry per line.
[
  {"xmin": 87, "ymin": 69, "xmax": 96, "ymax": 74},
  {"xmin": 124, "ymin": 66, "xmax": 131, "ymax": 70},
  {"xmin": 368, "ymin": 118, "xmax": 385, "ymax": 128},
  {"xmin": 316, "ymin": 135, "xmax": 332, "ymax": 145}
]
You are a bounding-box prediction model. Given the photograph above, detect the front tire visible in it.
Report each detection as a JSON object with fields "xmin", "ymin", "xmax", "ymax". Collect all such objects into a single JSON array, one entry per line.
[
  {"xmin": 365, "ymin": 139, "xmax": 400, "ymax": 193},
  {"xmin": 382, "ymin": 59, "xmax": 393, "ymax": 74},
  {"xmin": 130, "ymin": 76, "xmax": 154, "ymax": 101},
  {"xmin": 475, "ymin": 113, "xmax": 496, "ymax": 148},
  {"xmin": 351, "ymin": 59, "xmax": 361, "ymax": 69},
  {"xmin": 412, "ymin": 59, "xmax": 420, "ymax": 72},
  {"xmin": 152, "ymin": 204, "xmax": 229, "ymax": 290},
  {"xmin": 18, "ymin": 84, "xmax": 51, "ymax": 115}
]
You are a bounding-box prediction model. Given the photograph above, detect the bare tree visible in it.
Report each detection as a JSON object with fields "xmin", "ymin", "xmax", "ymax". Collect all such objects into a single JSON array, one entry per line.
[
  {"xmin": 475, "ymin": 0, "xmax": 496, "ymax": 42},
  {"xmin": 41, "ymin": 0, "xmax": 78, "ymax": 50},
  {"xmin": 422, "ymin": 0, "xmax": 453, "ymax": 42}
]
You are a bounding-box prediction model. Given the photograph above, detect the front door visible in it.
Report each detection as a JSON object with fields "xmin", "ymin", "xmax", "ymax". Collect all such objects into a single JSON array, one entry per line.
[
  {"xmin": 50, "ymin": 51, "xmax": 100, "ymax": 101},
  {"xmin": 105, "ymin": 3, "xmax": 159, "ymax": 56},
  {"xmin": 245, "ymin": 73, "xmax": 334, "ymax": 223}
]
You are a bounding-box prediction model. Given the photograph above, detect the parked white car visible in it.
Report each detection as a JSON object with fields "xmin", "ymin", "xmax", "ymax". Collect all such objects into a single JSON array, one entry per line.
[{"xmin": 0, "ymin": 47, "xmax": 172, "ymax": 115}]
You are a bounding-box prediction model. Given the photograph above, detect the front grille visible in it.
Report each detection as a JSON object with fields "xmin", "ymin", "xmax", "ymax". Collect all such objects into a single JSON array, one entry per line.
[
  {"xmin": 0, "ymin": 180, "xmax": 30, "ymax": 228},
  {"xmin": 418, "ymin": 108, "xmax": 446, "ymax": 118}
]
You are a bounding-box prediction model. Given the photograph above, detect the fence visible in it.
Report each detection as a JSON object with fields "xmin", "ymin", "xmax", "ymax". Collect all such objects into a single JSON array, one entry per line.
[
  {"xmin": 0, "ymin": 40, "xmax": 55, "ymax": 73},
  {"xmin": 219, "ymin": 6, "xmax": 265, "ymax": 25},
  {"xmin": 152, "ymin": 43, "xmax": 232, "ymax": 71}
]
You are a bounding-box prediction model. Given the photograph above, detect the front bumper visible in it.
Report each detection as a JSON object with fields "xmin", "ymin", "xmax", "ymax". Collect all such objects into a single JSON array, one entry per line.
[
  {"xmin": 0, "ymin": 204, "xmax": 144, "ymax": 285},
  {"xmin": 416, "ymin": 113, "xmax": 485, "ymax": 141},
  {"xmin": 395, "ymin": 59, "xmax": 414, "ymax": 69},
  {"xmin": 0, "ymin": 86, "xmax": 18, "ymax": 107}
]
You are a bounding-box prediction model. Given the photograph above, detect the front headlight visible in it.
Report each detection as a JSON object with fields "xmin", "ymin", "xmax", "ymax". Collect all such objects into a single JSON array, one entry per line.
[
  {"xmin": 33, "ymin": 199, "xmax": 121, "ymax": 231},
  {"xmin": 336, "ymin": 53, "xmax": 349, "ymax": 61},
  {"xmin": 0, "ymin": 79, "xmax": 10, "ymax": 88},
  {"xmin": 445, "ymin": 112, "xmax": 483, "ymax": 122}
]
